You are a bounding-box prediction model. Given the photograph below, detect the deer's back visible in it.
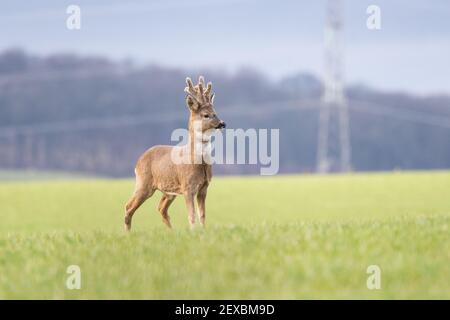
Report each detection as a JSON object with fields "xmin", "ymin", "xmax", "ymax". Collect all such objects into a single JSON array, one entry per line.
[{"xmin": 135, "ymin": 145, "xmax": 209, "ymax": 195}]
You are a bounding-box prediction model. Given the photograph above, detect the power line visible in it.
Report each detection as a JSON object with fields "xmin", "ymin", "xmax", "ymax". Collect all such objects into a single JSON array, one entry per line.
[
  {"xmin": 0, "ymin": 68, "xmax": 128, "ymax": 89},
  {"xmin": 0, "ymin": 99, "xmax": 318, "ymax": 137},
  {"xmin": 1, "ymin": 98, "xmax": 450, "ymax": 138},
  {"xmin": 349, "ymin": 99, "xmax": 450, "ymax": 129}
]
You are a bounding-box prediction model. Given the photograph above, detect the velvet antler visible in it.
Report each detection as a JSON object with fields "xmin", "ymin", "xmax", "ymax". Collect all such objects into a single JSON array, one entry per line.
[{"xmin": 184, "ymin": 76, "xmax": 214, "ymax": 104}]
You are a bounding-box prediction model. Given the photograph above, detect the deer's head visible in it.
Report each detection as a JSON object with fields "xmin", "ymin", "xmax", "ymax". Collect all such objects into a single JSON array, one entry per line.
[{"xmin": 185, "ymin": 76, "xmax": 226, "ymax": 133}]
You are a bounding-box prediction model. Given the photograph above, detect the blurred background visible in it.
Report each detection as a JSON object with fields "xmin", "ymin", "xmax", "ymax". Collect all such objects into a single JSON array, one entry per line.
[{"xmin": 0, "ymin": 0, "xmax": 449, "ymax": 177}]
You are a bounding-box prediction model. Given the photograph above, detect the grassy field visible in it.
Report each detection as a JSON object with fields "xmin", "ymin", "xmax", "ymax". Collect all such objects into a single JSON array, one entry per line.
[{"xmin": 0, "ymin": 171, "xmax": 449, "ymax": 299}]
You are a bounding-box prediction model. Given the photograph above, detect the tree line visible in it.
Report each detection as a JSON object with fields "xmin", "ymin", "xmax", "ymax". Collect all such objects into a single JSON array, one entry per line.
[{"xmin": 0, "ymin": 48, "xmax": 449, "ymax": 176}]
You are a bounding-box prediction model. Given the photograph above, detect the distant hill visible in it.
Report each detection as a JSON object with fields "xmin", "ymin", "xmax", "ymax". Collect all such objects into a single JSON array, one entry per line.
[{"xmin": 1, "ymin": 48, "xmax": 449, "ymax": 176}]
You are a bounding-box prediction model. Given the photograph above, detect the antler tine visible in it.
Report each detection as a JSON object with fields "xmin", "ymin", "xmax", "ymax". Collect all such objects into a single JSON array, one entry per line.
[
  {"xmin": 186, "ymin": 77, "xmax": 196, "ymax": 92},
  {"xmin": 198, "ymin": 76, "xmax": 205, "ymax": 87},
  {"xmin": 197, "ymin": 77, "xmax": 205, "ymax": 103},
  {"xmin": 197, "ymin": 82, "xmax": 204, "ymax": 96},
  {"xmin": 204, "ymin": 82, "xmax": 212, "ymax": 97},
  {"xmin": 185, "ymin": 77, "xmax": 202, "ymax": 104}
]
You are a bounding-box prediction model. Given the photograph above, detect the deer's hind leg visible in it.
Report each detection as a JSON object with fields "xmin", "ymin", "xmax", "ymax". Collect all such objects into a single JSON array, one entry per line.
[
  {"xmin": 124, "ymin": 185, "xmax": 154, "ymax": 232},
  {"xmin": 158, "ymin": 194, "xmax": 175, "ymax": 229}
]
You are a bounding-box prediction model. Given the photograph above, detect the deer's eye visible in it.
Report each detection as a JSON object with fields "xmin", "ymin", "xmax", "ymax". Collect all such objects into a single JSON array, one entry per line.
[{"xmin": 203, "ymin": 114, "xmax": 210, "ymax": 119}]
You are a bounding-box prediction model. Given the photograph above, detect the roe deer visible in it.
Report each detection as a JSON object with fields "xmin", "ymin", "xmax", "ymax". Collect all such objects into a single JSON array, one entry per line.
[{"xmin": 124, "ymin": 76, "xmax": 225, "ymax": 230}]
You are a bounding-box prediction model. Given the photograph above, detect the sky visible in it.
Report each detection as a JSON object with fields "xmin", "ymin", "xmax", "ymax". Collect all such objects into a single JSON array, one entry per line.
[{"xmin": 1, "ymin": 0, "xmax": 449, "ymax": 95}]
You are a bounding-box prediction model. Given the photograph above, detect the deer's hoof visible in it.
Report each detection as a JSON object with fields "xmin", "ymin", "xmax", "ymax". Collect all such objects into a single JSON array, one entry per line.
[{"xmin": 124, "ymin": 217, "xmax": 131, "ymax": 232}]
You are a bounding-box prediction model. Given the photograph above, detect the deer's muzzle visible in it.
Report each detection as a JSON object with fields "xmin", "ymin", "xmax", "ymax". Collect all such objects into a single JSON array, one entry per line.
[{"xmin": 216, "ymin": 121, "xmax": 226, "ymax": 129}]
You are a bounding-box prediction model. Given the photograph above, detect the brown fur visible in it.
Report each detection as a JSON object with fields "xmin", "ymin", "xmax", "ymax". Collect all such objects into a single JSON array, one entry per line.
[{"xmin": 124, "ymin": 76, "xmax": 225, "ymax": 230}]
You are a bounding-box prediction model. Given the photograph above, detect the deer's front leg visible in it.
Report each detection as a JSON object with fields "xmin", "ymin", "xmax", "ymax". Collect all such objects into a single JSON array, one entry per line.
[
  {"xmin": 197, "ymin": 187, "xmax": 207, "ymax": 227},
  {"xmin": 184, "ymin": 193, "xmax": 196, "ymax": 229}
]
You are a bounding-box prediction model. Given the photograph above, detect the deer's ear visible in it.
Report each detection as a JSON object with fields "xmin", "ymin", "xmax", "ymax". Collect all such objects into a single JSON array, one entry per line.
[
  {"xmin": 210, "ymin": 93, "xmax": 215, "ymax": 104},
  {"xmin": 186, "ymin": 96, "xmax": 199, "ymax": 111}
]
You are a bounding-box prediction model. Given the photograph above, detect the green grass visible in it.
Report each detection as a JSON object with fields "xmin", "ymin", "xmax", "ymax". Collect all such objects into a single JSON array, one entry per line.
[{"xmin": 0, "ymin": 171, "xmax": 449, "ymax": 299}]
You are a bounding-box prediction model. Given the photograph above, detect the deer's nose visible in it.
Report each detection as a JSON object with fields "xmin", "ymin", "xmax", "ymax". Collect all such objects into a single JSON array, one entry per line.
[{"xmin": 218, "ymin": 121, "xmax": 226, "ymax": 129}]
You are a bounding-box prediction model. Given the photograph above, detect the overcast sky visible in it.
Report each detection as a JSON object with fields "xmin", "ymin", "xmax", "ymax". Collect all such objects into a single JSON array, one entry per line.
[{"xmin": 1, "ymin": 0, "xmax": 449, "ymax": 95}]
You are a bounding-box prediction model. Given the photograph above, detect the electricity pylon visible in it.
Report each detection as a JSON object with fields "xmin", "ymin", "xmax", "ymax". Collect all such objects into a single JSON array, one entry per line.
[{"xmin": 317, "ymin": 0, "xmax": 351, "ymax": 173}]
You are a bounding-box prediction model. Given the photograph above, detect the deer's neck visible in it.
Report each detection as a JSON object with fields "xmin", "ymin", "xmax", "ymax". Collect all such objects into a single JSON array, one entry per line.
[{"xmin": 187, "ymin": 123, "xmax": 212, "ymax": 166}]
